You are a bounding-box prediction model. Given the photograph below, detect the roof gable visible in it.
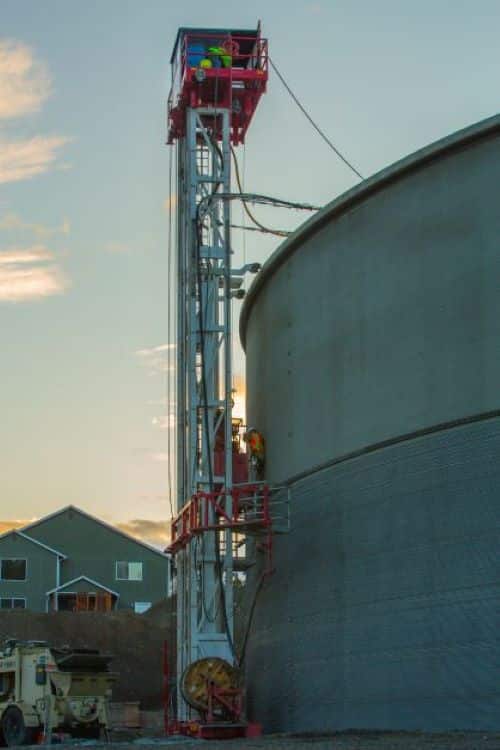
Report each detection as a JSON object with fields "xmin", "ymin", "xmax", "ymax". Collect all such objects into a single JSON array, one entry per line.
[
  {"xmin": 21, "ymin": 506, "xmax": 167, "ymax": 558},
  {"xmin": 0, "ymin": 529, "xmax": 66, "ymax": 558},
  {"xmin": 46, "ymin": 575, "xmax": 119, "ymax": 598}
]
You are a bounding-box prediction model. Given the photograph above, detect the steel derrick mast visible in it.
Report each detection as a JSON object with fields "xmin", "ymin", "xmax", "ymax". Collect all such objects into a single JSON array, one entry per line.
[{"xmin": 166, "ymin": 26, "xmax": 268, "ymax": 732}]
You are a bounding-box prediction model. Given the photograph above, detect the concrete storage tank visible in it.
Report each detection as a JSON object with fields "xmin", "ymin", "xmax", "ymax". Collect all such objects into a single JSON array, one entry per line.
[{"xmin": 240, "ymin": 115, "xmax": 500, "ymax": 732}]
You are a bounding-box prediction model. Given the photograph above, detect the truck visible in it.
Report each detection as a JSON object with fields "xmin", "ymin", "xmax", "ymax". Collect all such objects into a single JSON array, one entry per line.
[{"xmin": 0, "ymin": 639, "xmax": 115, "ymax": 746}]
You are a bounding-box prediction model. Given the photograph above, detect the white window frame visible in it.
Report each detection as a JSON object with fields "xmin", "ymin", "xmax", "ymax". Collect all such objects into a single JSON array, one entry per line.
[
  {"xmin": 115, "ymin": 561, "xmax": 143, "ymax": 581},
  {"xmin": 0, "ymin": 558, "xmax": 27, "ymax": 582},
  {"xmin": 134, "ymin": 602, "xmax": 152, "ymax": 614},
  {"xmin": 0, "ymin": 597, "xmax": 26, "ymax": 610}
]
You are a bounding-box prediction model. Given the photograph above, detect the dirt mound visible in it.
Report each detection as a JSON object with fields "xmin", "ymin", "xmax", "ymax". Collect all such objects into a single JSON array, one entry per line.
[
  {"xmin": 142, "ymin": 597, "xmax": 175, "ymax": 630},
  {"xmin": 0, "ymin": 606, "xmax": 175, "ymax": 709}
]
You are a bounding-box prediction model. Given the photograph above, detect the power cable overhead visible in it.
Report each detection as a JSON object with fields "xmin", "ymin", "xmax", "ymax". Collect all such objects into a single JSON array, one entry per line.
[
  {"xmin": 230, "ymin": 222, "xmax": 289, "ymax": 235},
  {"xmin": 231, "ymin": 146, "xmax": 289, "ymax": 237},
  {"xmin": 269, "ymin": 57, "xmax": 365, "ymax": 181}
]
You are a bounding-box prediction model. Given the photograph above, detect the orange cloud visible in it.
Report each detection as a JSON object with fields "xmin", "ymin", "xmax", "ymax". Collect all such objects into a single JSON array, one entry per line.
[
  {"xmin": 0, "ymin": 517, "xmax": 170, "ymax": 548},
  {"xmin": 232, "ymin": 373, "xmax": 246, "ymax": 420},
  {"xmin": 0, "ymin": 520, "xmax": 31, "ymax": 535},
  {"xmin": 0, "ymin": 246, "xmax": 53, "ymax": 264},
  {"xmin": 0, "ymin": 40, "xmax": 51, "ymax": 120},
  {"xmin": 163, "ymin": 194, "xmax": 178, "ymax": 213},
  {"xmin": 0, "ymin": 245, "xmax": 70, "ymax": 302},
  {"xmin": 151, "ymin": 452, "xmax": 169, "ymax": 462},
  {"xmin": 116, "ymin": 519, "xmax": 170, "ymax": 547},
  {"xmin": 135, "ymin": 342, "xmax": 175, "ymax": 376},
  {"xmin": 0, "ymin": 212, "xmax": 70, "ymax": 238},
  {"xmin": 0, "ymin": 135, "xmax": 71, "ymax": 185}
]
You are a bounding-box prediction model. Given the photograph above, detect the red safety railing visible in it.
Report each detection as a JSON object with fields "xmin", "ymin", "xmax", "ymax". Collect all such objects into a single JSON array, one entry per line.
[
  {"xmin": 167, "ymin": 484, "xmax": 271, "ymax": 555},
  {"xmin": 167, "ymin": 32, "xmax": 268, "ymax": 144},
  {"xmin": 170, "ymin": 33, "xmax": 268, "ymax": 100}
]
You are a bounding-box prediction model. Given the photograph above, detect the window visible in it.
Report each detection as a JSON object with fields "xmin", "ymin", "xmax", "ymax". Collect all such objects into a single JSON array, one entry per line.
[
  {"xmin": 116, "ymin": 562, "xmax": 143, "ymax": 581},
  {"xmin": 1, "ymin": 559, "xmax": 26, "ymax": 581},
  {"xmin": 0, "ymin": 598, "xmax": 26, "ymax": 609},
  {"xmin": 134, "ymin": 602, "xmax": 151, "ymax": 614}
]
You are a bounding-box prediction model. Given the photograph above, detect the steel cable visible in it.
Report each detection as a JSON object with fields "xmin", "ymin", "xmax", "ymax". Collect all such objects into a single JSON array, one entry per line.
[
  {"xmin": 269, "ymin": 56, "xmax": 365, "ymax": 181},
  {"xmin": 166, "ymin": 147, "xmax": 174, "ymax": 523}
]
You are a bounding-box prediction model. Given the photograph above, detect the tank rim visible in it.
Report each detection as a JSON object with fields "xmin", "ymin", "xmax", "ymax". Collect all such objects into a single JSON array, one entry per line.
[{"xmin": 239, "ymin": 112, "xmax": 500, "ymax": 350}]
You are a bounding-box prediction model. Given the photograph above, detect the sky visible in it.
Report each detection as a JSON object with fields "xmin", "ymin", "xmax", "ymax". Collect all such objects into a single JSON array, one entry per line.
[{"xmin": 0, "ymin": 0, "xmax": 498, "ymax": 547}]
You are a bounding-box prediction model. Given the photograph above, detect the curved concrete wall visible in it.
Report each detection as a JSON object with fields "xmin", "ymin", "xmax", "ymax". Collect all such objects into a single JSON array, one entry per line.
[{"xmin": 240, "ymin": 115, "xmax": 500, "ymax": 731}]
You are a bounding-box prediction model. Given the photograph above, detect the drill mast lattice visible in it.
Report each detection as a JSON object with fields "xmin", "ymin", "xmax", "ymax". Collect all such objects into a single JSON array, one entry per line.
[{"xmin": 167, "ymin": 26, "xmax": 268, "ymax": 722}]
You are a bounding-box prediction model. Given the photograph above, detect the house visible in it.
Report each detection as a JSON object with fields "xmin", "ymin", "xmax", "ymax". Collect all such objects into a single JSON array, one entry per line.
[{"xmin": 0, "ymin": 506, "xmax": 169, "ymax": 613}]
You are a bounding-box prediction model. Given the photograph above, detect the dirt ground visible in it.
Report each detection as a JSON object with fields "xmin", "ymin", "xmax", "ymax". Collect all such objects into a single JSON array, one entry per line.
[
  {"xmin": 44, "ymin": 732, "xmax": 500, "ymax": 750},
  {"xmin": 3, "ymin": 608, "xmax": 498, "ymax": 749}
]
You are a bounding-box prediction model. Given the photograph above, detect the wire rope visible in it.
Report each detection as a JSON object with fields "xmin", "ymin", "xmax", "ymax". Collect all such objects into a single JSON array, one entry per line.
[
  {"xmin": 166, "ymin": 146, "xmax": 174, "ymax": 523},
  {"xmin": 269, "ymin": 57, "xmax": 365, "ymax": 181},
  {"xmin": 199, "ymin": 189, "xmax": 320, "ymax": 227},
  {"xmin": 238, "ymin": 572, "xmax": 266, "ymax": 667},
  {"xmin": 231, "ymin": 146, "xmax": 290, "ymax": 237},
  {"xmin": 230, "ymin": 222, "xmax": 291, "ymax": 235},
  {"xmin": 242, "ymin": 143, "xmax": 247, "ymax": 266}
]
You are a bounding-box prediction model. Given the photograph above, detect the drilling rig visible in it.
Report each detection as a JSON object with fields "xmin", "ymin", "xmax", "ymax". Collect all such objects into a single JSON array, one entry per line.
[{"xmin": 165, "ymin": 25, "xmax": 272, "ymax": 739}]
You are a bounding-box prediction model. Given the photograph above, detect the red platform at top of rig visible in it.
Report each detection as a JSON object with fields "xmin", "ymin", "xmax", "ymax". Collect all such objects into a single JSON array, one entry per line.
[{"xmin": 167, "ymin": 25, "xmax": 268, "ymax": 145}]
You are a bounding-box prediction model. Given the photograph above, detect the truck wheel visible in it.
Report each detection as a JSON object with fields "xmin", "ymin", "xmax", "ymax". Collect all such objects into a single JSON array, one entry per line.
[{"xmin": 1, "ymin": 708, "xmax": 37, "ymax": 747}]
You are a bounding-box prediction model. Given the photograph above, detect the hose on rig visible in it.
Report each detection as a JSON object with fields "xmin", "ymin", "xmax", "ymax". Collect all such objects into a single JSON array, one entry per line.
[{"xmin": 195, "ymin": 132, "xmax": 238, "ymax": 662}]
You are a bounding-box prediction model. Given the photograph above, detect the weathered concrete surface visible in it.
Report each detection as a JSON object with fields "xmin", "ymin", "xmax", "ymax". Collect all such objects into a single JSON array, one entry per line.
[{"xmin": 240, "ymin": 116, "xmax": 500, "ymax": 733}]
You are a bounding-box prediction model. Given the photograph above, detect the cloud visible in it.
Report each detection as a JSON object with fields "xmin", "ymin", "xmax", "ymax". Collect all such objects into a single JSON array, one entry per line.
[
  {"xmin": 151, "ymin": 452, "xmax": 170, "ymax": 462},
  {"xmin": 0, "ymin": 42, "xmax": 70, "ymax": 184},
  {"xmin": 136, "ymin": 343, "xmax": 175, "ymax": 357},
  {"xmin": 163, "ymin": 194, "xmax": 177, "ymax": 213},
  {"xmin": 104, "ymin": 241, "xmax": 130, "ymax": 254},
  {"xmin": 152, "ymin": 414, "xmax": 175, "ymax": 430},
  {"xmin": 0, "ymin": 244, "xmax": 70, "ymax": 302},
  {"xmin": 0, "ymin": 246, "xmax": 53, "ymax": 264},
  {"xmin": 1, "ymin": 515, "xmax": 171, "ymax": 548},
  {"xmin": 0, "ymin": 135, "xmax": 72, "ymax": 185},
  {"xmin": 135, "ymin": 342, "xmax": 176, "ymax": 376},
  {"xmin": 0, "ymin": 40, "xmax": 51, "ymax": 120},
  {"xmin": 116, "ymin": 518, "xmax": 170, "ymax": 547},
  {"xmin": 232, "ymin": 373, "xmax": 246, "ymax": 420},
  {"xmin": 0, "ymin": 519, "xmax": 32, "ymax": 535},
  {"xmin": 0, "ymin": 212, "xmax": 70, "ymax": 238}
]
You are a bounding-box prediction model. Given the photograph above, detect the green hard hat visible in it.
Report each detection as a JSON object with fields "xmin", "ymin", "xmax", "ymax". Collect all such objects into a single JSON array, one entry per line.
[{"xmin": 207, "ymin": 46, "xmax": 232, "ymax": 68}]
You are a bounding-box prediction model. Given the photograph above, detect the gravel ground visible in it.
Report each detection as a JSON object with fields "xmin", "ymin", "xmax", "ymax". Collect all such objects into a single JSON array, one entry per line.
[{"xmin": 42, "ymin": 732, "xmax": 500, "ymax": 750}]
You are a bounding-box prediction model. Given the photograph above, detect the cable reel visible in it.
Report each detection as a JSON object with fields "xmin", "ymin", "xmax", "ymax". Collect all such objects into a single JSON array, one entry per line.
[{"xmin": 181, "ymin": 657, "xmax": 240, "ymax": 713}]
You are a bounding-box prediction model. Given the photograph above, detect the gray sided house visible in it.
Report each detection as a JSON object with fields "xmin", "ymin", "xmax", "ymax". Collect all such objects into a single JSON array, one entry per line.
[{"xmin": 0, "ymin": 506, "xmax": 169, "ymax": 613}]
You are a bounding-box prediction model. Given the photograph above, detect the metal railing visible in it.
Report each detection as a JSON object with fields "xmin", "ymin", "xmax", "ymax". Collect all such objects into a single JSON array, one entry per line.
[
  {"xmin": 168, "ymin": 33, "xmax": 269, "ymax": 120},
  {"xmin": 167, "ymin": 482, "xmax": 289, "ymax": 555}
]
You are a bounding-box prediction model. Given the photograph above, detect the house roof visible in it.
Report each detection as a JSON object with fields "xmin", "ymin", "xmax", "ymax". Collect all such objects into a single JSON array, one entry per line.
[
  {"xmin": 21, "ymin": 505, "xmax": 168, "ymax": 558},
  {"xmin": 0, "ymin": 529, "xmax": 66, "ymax": 559},
  {"xmin": 46, "ymin": 575, "xmax": 120, "ymax": 598}
]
